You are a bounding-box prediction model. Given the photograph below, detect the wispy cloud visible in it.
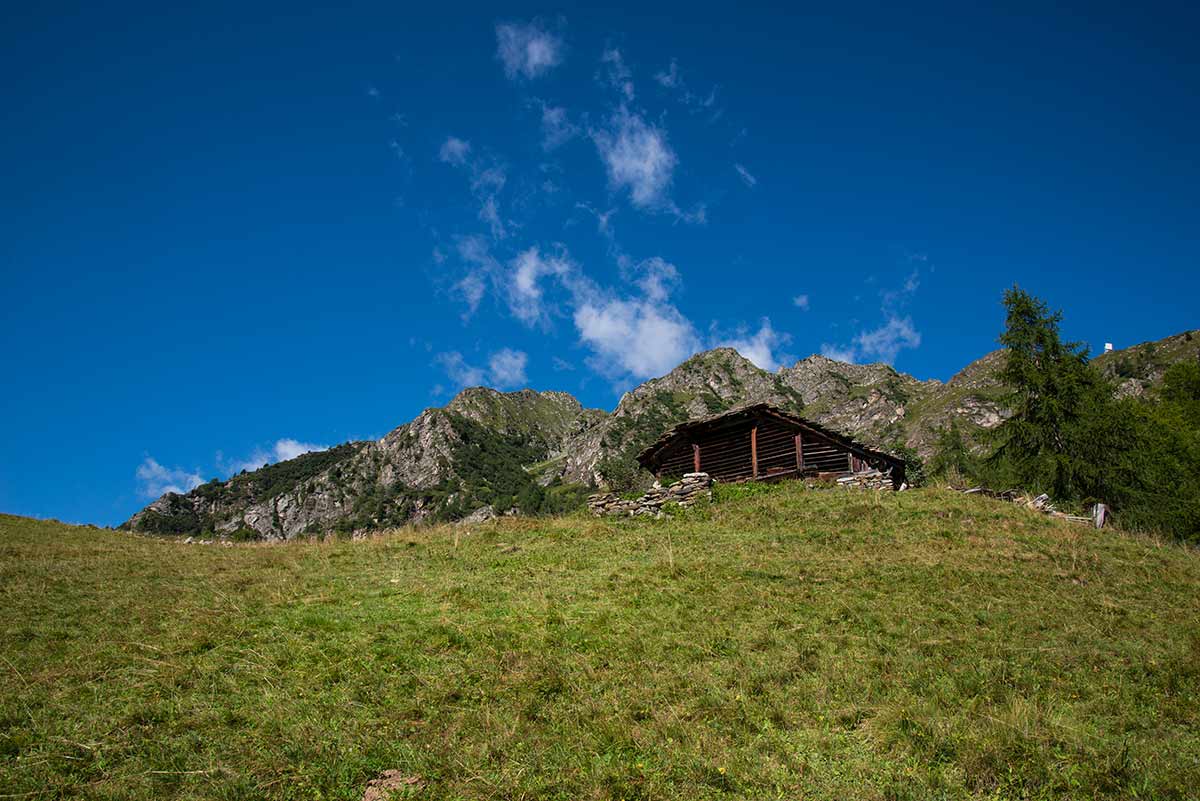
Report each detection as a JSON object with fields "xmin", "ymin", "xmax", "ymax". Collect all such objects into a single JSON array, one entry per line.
[
  {"xmin": 819, "ymin": 343, "xmax": 858, "ymax": 363},
  {"xmin": 820, "ymin": 268, "xmax": 923, "ymax": 364},
  {"xmin": 488, "ymin": 348, "xmax": 528, "ymax": 387},
  {"xmin": 217, "ymin": 439, "xmax": 329, "ymax": 476},
  {"xmin": 793, "ymin": 294, "xmax": 810, "ymax": 311},
  {"xmin": 438, "ymin": 137, "xmax": 509, "ymax": 239},
  {"xmin": 436, "ymin": 352, "xmax": 486, "ymax": 388},
  {"xmin": 575, "ymin": 202, "xmax": 617, "ymax": 237},
  {"xmin": 714, "ymin": 318, "xmax": 791, "ymax": 370},
  {"xmin": 436, "ymin": 348, "xmax": 529, "ymax": 390},
  {"xmin": 592, "ymin": 106, "xmax": 678, "ymax": 212},
  {"xmin": 632, "ymin": 256, "xmax": 679, "ymax": 302},
  {"xmin": 438, "ymin": 136, "xmax": 471, "ymax": 166},
  {"xmin": 654, "ymin": 59, "xmax": 681, "ymax": 89},
  {"xmin": 734, "ymin": 163, "xmax": 757, "ymax": 187},
  {"xmin": 135, "ymin": 457, "xmax": 203, "ymax": 498},
  {"xmin": 447, "ymin": 235, "xmax": 500, "ymax": 319},
  {"xmin": 538, "ymin": 103, "xmax": 578, "ymax": 151},
  {"xmin": 653, "ymin": 57, "xmax": 722, "ymax": 119},
  {"xmin": 850, "ymin": 316, "xmax": 922, "ymax": 364},
  {"xmin": 453, "ymin": 271, "xmax": 487, "ymax": 319},
  {"xmin": 600, "ymin": 48, "xmax": 635, "ymax": 100},
  {"xmin": 496, "ymin": 20, "xmax": 564, "ymax": 81},
  {"xmin": 508, "ymin": 245, "xmax": 572, "ymax": 326}
]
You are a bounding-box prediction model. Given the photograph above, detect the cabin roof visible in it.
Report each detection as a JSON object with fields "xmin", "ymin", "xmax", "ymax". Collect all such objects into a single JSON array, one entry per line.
[{"xmin": 635, "ymin": 403, "xmax": 905, "ymax": 472}]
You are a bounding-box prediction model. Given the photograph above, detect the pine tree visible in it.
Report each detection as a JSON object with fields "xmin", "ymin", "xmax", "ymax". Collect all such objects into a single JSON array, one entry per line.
[{"xmin": 988, "ymin": 287, "xmax": 1110, "ymax": 498}]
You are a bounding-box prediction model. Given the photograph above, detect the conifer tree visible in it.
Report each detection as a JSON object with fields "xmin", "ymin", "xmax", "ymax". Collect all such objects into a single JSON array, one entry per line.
[{"xmin": 988, "ymin": 287, "xmax": 1110, "ymax": 498}]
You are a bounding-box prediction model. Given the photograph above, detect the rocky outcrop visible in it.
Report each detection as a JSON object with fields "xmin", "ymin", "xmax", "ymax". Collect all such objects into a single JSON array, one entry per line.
[
  {"xmin": 122, "ymin": 331, "xmax": 1198, "ymax": 539},
  {"xmin": 123, "ymin": 388, "xmax": 606, "ymax": 541}
]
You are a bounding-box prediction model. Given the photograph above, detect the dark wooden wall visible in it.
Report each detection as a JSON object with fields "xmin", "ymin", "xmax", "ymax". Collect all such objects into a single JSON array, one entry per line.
[{"xmin": 651, "ymin": 414, "xmax": 877, "ymax": 483}]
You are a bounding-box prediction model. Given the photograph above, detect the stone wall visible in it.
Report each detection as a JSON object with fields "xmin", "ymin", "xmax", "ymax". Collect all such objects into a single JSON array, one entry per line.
[
  {"xmin": 835, "ymin": 469, "xmax": 900, "ymax": 491},
  {"xmin": 588, "ymin": 473, "xmax": 714, "ymax": 517}
]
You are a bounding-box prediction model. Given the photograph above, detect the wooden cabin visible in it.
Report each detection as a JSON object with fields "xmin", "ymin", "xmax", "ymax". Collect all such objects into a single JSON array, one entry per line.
[{"xmin": 636, "ymin": 403, "xmax": 906, "ymax": 489}]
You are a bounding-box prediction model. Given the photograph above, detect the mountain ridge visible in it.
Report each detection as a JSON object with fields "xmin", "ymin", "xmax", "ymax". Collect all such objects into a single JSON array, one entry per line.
[{"xmin": 123, "ymin": 329, "xmax": 1199, "ymax": 539}]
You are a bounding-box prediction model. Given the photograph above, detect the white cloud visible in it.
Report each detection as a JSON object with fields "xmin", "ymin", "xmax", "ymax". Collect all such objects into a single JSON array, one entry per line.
[
  {"xmin": 653, "ymin": 57, "xmax": 723, "ymax": 119},
  {"xmin": 448, "ymin": 235, "xmax": 500, "ymax": 319},
  {"xmin": 715, "ymin": 318, "xmax": 791, "ymax": 370},
  {"xmin": 853, "ymin": 316, "xmax": 922, "ymax": 364},
  {"xmin": 655, "ymin": 59, "xmax": 681, "ymax": 88},
  {"xmin": 496, "ymin": 21, "xmax": 564, "ymax": 80},
  {"xmin": 136, "ymin": 457, "xmax": 203, "ymax": 498},
  {"xmin": 820, "ymin": 343, "xmax": 858, "ymax": 363},
  {"xmin": 508, "ymin": 246, "xmax": 573, "ymax": 326},
  {"xmin": 575, "ymin": 202, "xmax": 617, "ymax": 236},
  {"xmin": 539, "ymin": 104, "xmax": 578, "ymax": 150},
  {"xmin": 632, "ymin": 256, "xmax": 679, "ymax": 302},
  {"xmin": 600, "ymin": 48, "xmax": 635, "ymax": 100},
  {"xmin": 488, "ymin": 348, "xmax": 528, "ymax": 388},
  {"xmin": 470, "ymin": 164, "xmax": 508, "ymax": 239},
  {"xmin": 793, "ymin": 294, "xmax": 810, "ymax": 311},
  {"xmin": 881, "ymin": 268, "xmax": 920, "ymax": 313},
  {"xmin": 272, "ymin": 439, "xmax": 327, "ymax": 462},
  {"xmin": 820, "ymin": 268, "xmax": 923, "ymax": 365},
  {"xmin": 453, "ymin": 272, "xmax": 486, "ymax": 319},
  {"xmin": 438, "ymin": 136, "xmax": 471, "ymax": 166},
  {"xmin": 439, "ymin": 141, "xmax": 509, "ymax": 239},
  {"xmin": 457, "ymin": 234, "xmax": 497, "ymax": 269},
  {"xmin": 478, "ymin": 196, "xmax": 504, "ymax": 239},
  {"xmin": 552, "ymin": 357, "xmax": 575, "ymax": 371},
  {"xmin": 574, "ymin": 297, "xmax": 700, "ymax": 379},
  {"xmin": 436, "ymin": 352, "xmax": 487, "ymax": 388},
  {"xmin": 219, "ymin": 439, "xmax": 329, "ymax": 476},
  {"xmin": 592, "ymin": 107, "xmax": 678, "ymax": 211},
  {"xmin": 734, "ymin": 163, "xmax": 757, "ymax": 187},
  {"xmin": 819, "ymin": 317, "xmax": 921, "ymax": 365},
  {"xmin": 436, "ymin": 348, "xmax": 530, "ymax": 390}
]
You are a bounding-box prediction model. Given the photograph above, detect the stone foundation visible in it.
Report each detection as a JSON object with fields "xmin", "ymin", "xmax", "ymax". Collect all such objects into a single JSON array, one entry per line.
[
  {"xmin": 835, "ymin": 469, "xmax": 900, "ymax": 491},
  {"xmin": 588, "ymin": 473, "xmax": 714, "ymax": 517}
]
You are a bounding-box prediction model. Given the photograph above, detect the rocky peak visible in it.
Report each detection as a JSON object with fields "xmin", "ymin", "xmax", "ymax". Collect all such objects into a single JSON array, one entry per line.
[
  {"xmin": 443, "ymin": 385, "xmax": 602, "ymax": 450},
  {"xmin": 122, "ymin": 329, "xmax": 1199, "ymax": 539}
]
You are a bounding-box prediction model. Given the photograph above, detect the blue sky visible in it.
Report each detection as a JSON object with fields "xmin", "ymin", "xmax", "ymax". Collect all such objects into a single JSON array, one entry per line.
[{"xmin": 3, "ymin": 1, "xmax": 1197, "ymax": 526}]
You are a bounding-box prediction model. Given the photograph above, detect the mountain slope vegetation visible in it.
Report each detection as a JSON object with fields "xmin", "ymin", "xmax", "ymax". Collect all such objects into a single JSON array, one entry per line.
[
  {"xmin": 122, "ymin": 329, "xmax": 1200, "ymax": 539},
  {"xmin": 6, "ymin": 486, "xmax": 1200, "ymax": 799}
]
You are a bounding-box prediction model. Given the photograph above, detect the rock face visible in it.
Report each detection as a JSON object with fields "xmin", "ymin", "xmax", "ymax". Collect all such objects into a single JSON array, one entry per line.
[{"xmin": 122, "ymin": 330, "xmax": 1199, "ymax": 539}]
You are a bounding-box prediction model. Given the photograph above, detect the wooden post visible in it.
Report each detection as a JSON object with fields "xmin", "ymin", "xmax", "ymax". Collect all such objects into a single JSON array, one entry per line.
[
  {"xmin": 795, "ymin": 433, "xmax": 803, "ymax": 471},
  {"xmin": 847, "ymin": 452, "xmax": 854, "ymax": 472},
  {"xmin": 693, "ymin": 443, "xmax": 701, "ymax": 473},
  {"xmin": 751, "ymin": 426, "xmax": 758, "ymax": 479}
]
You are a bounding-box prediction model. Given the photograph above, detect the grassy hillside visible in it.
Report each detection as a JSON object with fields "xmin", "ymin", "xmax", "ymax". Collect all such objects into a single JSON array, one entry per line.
[{"xmin": 2, "ymin": 487, "xmax": 1199, "ymax": 800}]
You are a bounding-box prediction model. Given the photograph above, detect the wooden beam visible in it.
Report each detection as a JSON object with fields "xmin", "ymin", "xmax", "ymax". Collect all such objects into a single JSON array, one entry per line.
[
  {"xmin": 795, "ymin": 433, "xmax": 803, "ymax": 471},
  {"xmin": 751, "ymin": 426, "xmax": 758, "ymax": 479},
  {"xmin": 848, "ymin": 452, "xmax": 854, "ymax": 472},
  {"xmin": 693, "ymin": 443, "xmax": 701, "ymax": 473}
]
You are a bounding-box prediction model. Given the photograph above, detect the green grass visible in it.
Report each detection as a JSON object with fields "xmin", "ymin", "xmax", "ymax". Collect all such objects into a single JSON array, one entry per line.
[{"xmin": 2, "ymin": 485, "xmax": 1198, "ymax": 800}]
